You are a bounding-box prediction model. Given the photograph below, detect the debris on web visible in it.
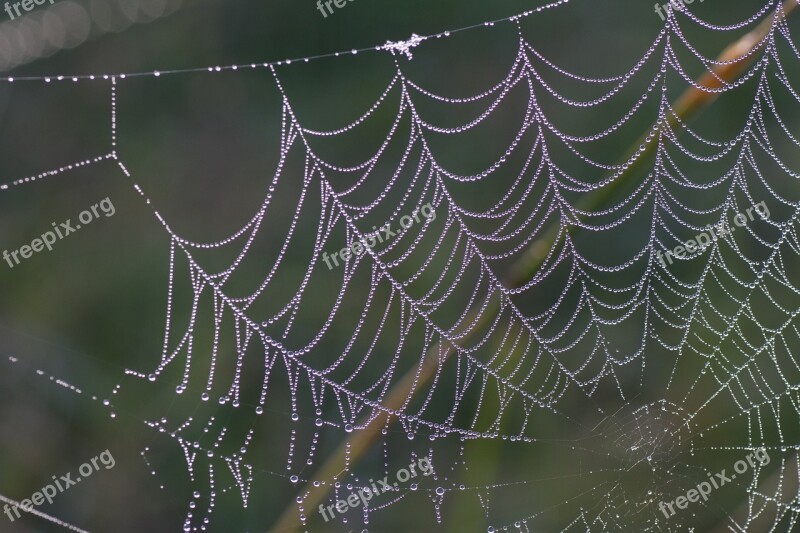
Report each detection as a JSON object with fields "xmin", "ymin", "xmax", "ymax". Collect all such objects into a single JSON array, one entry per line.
[
  {"xmin": 6, "ymin": 1, "xmax": 800, "ymax": 531},
  {"xmin": 381, "ymin": 33, "xmax": 427, "ymax": 59}
]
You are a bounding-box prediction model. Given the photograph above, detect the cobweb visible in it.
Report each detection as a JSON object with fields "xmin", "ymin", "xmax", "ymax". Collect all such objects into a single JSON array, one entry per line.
[{"xmin": 3, "ymin": 0, "xmax": 800, "ymax": 531}]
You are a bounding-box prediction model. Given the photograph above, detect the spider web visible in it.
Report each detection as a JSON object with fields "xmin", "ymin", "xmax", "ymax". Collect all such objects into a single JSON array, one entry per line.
[{"xmin": 3, "ymin": 0, "xmax": 800, "ymax": 531}]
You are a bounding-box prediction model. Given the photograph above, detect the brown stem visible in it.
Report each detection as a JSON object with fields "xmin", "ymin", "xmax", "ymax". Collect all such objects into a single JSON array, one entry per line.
[{"xmin": 271, "ymin": 3, "xmax": 797, "ymax": 529}]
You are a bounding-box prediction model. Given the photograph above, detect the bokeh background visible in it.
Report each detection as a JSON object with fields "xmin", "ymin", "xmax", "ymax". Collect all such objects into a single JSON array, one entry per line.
[{"xmin": 0, "ymin": 0, "xmax": 799, "ymax": 531}]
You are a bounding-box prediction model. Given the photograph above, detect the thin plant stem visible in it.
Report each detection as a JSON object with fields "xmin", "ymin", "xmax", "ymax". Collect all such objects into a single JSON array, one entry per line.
[{"xmin": 272, "ymin": 2, "xmax": 798, "ymax": 529}]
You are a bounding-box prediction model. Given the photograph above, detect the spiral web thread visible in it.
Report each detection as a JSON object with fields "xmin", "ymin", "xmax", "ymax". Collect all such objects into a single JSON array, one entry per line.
[{"xmin": 4, "ymin": 0, "xmax": 800, "ymax": 531}]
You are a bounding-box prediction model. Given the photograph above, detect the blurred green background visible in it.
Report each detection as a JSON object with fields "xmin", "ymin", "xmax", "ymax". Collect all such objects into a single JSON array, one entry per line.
[{"xmin": 0, "ymin": 0, "xmax": 799, "ymax": 531}]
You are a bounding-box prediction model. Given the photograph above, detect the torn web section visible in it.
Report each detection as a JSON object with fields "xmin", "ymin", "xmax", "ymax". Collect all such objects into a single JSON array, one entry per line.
[
  {"xmin": 12, "ymin": 2, "xmax": 800, "ymax": 531},
  {"xmin": 0, "ymin": 309, "xmax": 175, "ymax": 530}
]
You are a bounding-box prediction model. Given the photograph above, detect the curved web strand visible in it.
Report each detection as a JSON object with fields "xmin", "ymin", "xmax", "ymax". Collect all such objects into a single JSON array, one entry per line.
[{"xmin": 3, "ymin": 0, "xmax": 800, "ymax": 531}]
